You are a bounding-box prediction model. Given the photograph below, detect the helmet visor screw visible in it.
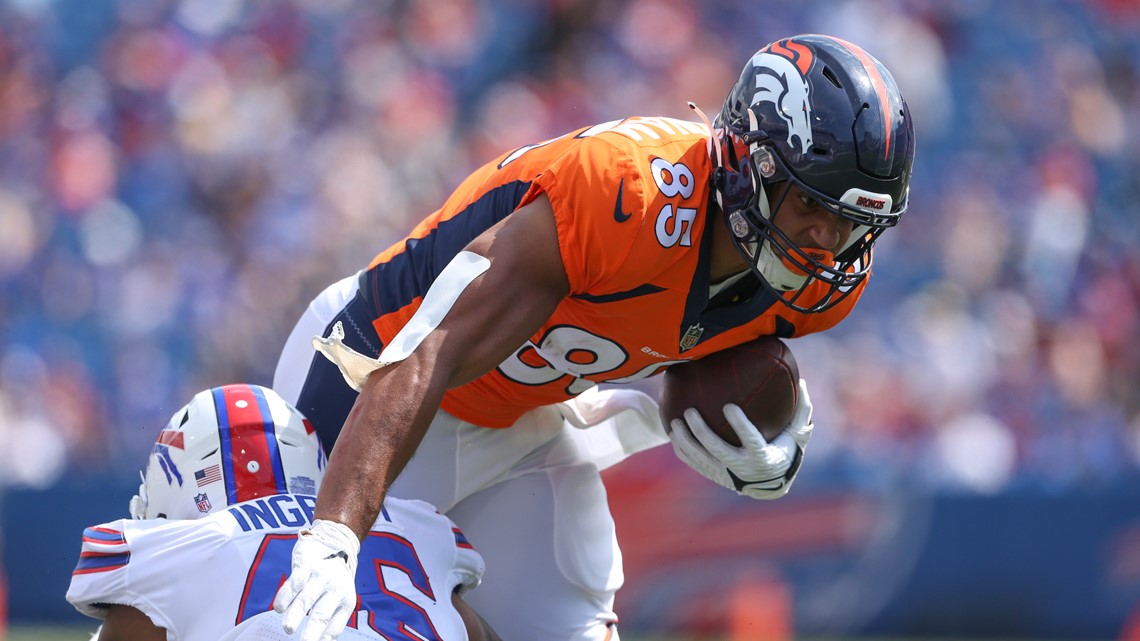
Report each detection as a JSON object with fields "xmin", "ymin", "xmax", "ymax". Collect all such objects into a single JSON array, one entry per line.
[
  {"xmin": 729, "ymin": 211, "xmax": 751, "ymax": 238},
  {"xmin": 753, "ymin": 147, "xmax": 776, "ymax": 178}
]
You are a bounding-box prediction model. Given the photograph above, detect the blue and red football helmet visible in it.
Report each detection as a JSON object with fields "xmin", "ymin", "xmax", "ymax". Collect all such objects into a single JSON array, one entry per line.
[{"xmin": 129, "ymin": 384, "xmax": 326, "ymax": 520}]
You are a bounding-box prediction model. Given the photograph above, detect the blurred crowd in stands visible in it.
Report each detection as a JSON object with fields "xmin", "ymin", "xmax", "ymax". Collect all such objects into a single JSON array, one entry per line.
[{"xmin": 2, "ymin": 0, "xmax": 1139, "ymax": 494}]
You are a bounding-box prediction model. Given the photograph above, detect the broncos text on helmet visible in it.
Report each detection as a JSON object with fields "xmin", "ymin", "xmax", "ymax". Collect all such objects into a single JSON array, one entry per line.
[{"xmin": 710, "ymin": 34, "xmax": 916, "ymax": 314}]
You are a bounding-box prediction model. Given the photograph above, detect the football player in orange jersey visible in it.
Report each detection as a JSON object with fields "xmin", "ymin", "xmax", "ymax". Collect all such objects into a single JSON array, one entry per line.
[{"xmin": 270, "ymin": 34, "xmax": 915, "ymax": 641}]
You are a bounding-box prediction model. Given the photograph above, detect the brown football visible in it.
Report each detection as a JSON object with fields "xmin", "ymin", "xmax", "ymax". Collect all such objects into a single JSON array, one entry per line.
[{"xmin": 660, "ymin": 336, "xmax": 799, "ymax": 447}]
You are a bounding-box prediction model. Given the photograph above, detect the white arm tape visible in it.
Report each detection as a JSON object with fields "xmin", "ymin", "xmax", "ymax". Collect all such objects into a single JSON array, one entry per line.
[
  {"xmin": 311, "ymin": 251, "xmax": 491, "ymax": 391},
  {"xmin": 378, "ymin": 251, "xmax": 490, "ymax": 363}
]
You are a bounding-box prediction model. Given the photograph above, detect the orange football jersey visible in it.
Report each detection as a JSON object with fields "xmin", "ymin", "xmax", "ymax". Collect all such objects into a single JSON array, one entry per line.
[{"xmin": 360, "ymin": 117, "xmax": 865, "ymax": 427}]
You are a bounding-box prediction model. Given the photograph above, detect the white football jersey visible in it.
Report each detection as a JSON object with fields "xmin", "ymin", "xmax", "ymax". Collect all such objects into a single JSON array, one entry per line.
[{"xmin": 66, "ymin": 494, "xmax": 484, "ymax": 641}]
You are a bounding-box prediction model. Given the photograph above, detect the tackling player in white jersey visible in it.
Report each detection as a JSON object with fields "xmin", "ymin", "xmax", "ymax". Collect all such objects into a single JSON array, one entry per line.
[{"xmin": 65, "ymin": 384, "xmax": 500, "ymax": 641}]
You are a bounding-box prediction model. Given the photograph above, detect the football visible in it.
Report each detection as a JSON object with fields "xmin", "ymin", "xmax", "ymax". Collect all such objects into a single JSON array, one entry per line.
[{"xmin": 660, "ymin": 336, "xmax": 799, "ymax": 447}]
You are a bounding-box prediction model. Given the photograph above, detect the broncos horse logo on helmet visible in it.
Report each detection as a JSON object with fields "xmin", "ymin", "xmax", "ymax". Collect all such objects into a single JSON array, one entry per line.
[
  {"xmin": 704, "ymin": 34, "xmax": 915, "ymax": 314},
  {"xmin": 749, "ymin": 39, "xmax": 815, "ymax": 155}
]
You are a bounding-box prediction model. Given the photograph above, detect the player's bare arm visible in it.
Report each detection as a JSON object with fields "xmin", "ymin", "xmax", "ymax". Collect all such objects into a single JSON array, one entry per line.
[
  {"xmin": 315, "ymin": 192, "xmax": 570, "ymax": 537},
  {"xmin": 453, "ymin": 592, "xmax": 504, "ymax": 641},
  {"xmin": 97, "ymin": 605, "xmax": 166, "ymax": 641}
]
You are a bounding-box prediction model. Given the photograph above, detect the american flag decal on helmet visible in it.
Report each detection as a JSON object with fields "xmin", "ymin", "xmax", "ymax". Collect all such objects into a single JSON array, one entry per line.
[{"xmin": 195, "ymin": 465, "xmax": 222, "ymax": 487}]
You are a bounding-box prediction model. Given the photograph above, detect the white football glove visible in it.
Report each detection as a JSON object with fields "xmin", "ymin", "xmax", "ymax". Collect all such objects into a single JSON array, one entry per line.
[
  {"xmin": 273, "ymin": 519, "xmax": 361, "ymax": 641},
  {"xmin": 668, "ymin": 378, "xmax": 814, "ymax": 500}
]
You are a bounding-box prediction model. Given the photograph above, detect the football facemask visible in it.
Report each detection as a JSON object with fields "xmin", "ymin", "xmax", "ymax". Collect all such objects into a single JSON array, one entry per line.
[
  {"xmin": 725, "ymin": 142, "xmax": 897, "ymax": 313},
  {"xmin": 709, "ymin": 34, "xmax": 915, "ymax": 314}
]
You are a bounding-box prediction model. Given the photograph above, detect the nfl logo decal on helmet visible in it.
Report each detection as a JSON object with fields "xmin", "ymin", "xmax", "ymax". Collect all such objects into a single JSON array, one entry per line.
[
  {"xmin": 129, "ymin": 384, "xmax": 326, "ymax": 520},
  {"xmin": 194, "ymin": 493, "xmax": 212, "ymax": 514}
]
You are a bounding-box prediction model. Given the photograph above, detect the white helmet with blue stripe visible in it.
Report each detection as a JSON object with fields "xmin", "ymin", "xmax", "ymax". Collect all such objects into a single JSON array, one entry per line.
[{"xmin": 129, "ymin": 384, "xmax": 326, "ymax": 520}]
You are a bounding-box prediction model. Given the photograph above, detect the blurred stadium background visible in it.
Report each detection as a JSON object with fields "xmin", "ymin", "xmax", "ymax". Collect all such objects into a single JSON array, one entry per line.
[{"xmin": 2, "ymin": 0, "xmax": 1140, "ymax": 639}]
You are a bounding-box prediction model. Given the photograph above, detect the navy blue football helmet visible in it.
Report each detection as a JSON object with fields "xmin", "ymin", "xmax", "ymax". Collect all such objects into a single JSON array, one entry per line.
[{"xmin": 711, "ymin": 34, "xmax": 915, "ymax": 313}]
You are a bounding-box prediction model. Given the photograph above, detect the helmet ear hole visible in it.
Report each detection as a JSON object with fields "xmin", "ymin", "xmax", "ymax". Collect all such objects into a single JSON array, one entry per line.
[
  {"xmin": 724, "ymin": 135, "xmax": 741, "ymax": 168},
  {"xmin": 822, "ymin": 66, "xmax": 843, "ymax": 88}
]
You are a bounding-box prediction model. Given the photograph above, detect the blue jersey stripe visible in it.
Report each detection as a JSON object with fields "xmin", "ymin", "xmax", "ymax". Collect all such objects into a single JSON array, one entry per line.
[
  {"xmin": 453, "ymin": 528, "xmax": 473, "ymax": 549},
  {"xmin": 82, "ymin": 527, "xmax": 126, "ymax": 545},
  {"xmin": 74, "ymin": 551, "xmax": 130, "ymax": 574},
  {"xmin": 572, "ymin": 284, "xmax": 667, "ymax": 304},
  {"xmin": 363, "ymin": 180, "xmax": 532, "ymax": 316}
]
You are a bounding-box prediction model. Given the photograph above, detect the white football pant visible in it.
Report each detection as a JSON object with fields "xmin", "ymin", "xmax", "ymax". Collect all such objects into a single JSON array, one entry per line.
[{"xmin": 274, "ymin": 274, "xmax": 627, "ymax": 641}]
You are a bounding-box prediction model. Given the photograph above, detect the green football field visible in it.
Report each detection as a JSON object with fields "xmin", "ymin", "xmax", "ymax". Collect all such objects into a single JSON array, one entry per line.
[{"xmin": 8, "ymin": 626, "xmax": 95, "ymax": 641}]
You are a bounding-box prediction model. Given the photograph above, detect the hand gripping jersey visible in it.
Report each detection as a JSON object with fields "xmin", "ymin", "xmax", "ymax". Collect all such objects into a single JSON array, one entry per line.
[
  {"xmin": 359, "ymin": 117, "xmax": 865, "ymax": 427},
  {"xmin": 66, "ymin": 495, "xmax": 483, "ymax": 641}
]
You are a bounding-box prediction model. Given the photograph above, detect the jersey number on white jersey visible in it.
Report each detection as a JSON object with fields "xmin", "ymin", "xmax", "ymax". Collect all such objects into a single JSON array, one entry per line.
[{"xmin": 239, "ymin": 532, "xmax": 444, "ymax": 639}]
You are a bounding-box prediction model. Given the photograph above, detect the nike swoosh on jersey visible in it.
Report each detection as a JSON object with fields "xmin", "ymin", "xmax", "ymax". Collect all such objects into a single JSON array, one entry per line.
[{"xmin": 613, "ymin": 178, "xmax": 632, "ymax": 223}]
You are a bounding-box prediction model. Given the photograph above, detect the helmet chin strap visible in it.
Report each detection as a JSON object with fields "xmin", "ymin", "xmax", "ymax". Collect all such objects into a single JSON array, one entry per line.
[
  {"xmin": 752, "ymin": 178, "xmax": 812, "ymax": 292},
  {"xmin": 757, "ymin": 242, "xmax": 810, "ymax": 291},
  {"xmin": 745, "ymin": 109, "xmax": 772, "ymax": 221},
  {"xmin": 741, "ymin": 107, "xmax": 810, "ymax": 290}
]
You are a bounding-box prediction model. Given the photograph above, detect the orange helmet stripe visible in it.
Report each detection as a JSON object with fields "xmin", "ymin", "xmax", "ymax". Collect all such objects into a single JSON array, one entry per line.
[
  {"xmin": 828, "ymin": 36, "xmax": 894, "ymax": 160},
  {"xmin": 769, "ymin": 38, "xmax": 814, "ymax": 76}
]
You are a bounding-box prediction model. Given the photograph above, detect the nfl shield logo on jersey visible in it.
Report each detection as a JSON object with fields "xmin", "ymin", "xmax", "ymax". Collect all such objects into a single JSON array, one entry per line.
[
  {"xmin": 680, "ymin": 324, "xmax": 704, "ymax": 352},
  {"xmin": 194, "ymin": 493, "xmax": 212, "ymax": 513}
]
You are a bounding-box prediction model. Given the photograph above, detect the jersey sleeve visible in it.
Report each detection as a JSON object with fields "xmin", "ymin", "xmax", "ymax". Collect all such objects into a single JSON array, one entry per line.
[
  {"xmin": 66, "ymin": 517, "xmax": 228, "ymax": 636},
  {"xmin": 65, "ymin": 519, "xmax": 180, "ymax": 634},
  {"xmin": 448, "ymin": 521, "xmax": 485, "ymax": 595},
  {"xmin": 66, "ymin": 522, "xmax": 134, "ymax": 621},
  {"xmin": 522, "ymin": 134, "xmax": 649, "ymax": 295}
]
